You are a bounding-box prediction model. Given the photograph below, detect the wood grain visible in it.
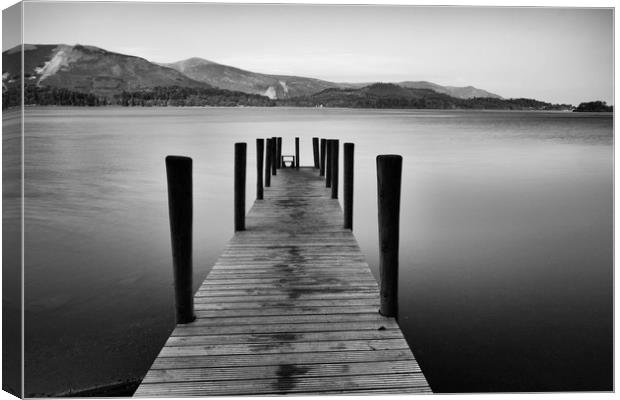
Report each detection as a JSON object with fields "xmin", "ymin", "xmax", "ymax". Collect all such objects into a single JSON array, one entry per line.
[{"xmin": 134, "ymin": 167, "xmax": 430, "ymax": 396}]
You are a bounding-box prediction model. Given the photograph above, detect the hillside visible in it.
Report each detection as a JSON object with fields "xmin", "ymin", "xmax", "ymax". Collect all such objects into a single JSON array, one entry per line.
[
  {"xmin": 163, "ymin": 57, "xmax": 503, "ymax": 101},
  {"xmin": 162, "ymin": 57, "xmax": 335, "ymax": 99},
  {"xmin": 398, "ymin": 81, "xmax": 502, "ymax": 99},
  {"xmin": 3, "ymin": 44, "xmax": 210, "ymax": 97},
  {"xmin": 3, "ymin": 43, "xmax": 574, "ymax": 110},
  {"xmin": 278, "ymin": 83, "xmax": 571, "ymax": 110},
  {"xmin": 573, "ymin": 101, "xmax": 613, "ymax": 112}
]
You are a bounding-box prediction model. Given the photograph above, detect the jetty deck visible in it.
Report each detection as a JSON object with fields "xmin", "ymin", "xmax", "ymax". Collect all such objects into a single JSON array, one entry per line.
[{"xmin": 135, "ymin": 166, "xmax": 431, "ymax": 396}]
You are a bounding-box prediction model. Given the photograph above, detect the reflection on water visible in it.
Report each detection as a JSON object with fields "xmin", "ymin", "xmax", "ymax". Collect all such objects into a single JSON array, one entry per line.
[{"xmin": 12, "ymin": 107, "xmax": 612, "ymax": 394}]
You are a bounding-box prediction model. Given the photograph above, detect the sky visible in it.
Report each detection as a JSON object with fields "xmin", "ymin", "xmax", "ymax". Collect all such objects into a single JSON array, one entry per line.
[{"xmin": 4, "ymin": 1, "xmax": 615, "ymax": 105}]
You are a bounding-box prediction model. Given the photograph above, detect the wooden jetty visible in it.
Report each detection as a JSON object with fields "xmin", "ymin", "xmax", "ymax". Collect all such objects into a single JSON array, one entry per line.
[{"xmin": 135, "ymin": 143, "xmax": 431, "ymax": 396}]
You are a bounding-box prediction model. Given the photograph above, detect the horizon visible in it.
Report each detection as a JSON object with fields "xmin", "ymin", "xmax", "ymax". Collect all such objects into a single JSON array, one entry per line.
[{"xmin": 6, "ymin": 2, "xmax": 614, "ymax": 105}]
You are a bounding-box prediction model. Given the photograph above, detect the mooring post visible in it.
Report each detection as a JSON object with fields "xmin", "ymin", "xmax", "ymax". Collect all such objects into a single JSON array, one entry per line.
[
  {"xmin": 331, "ymin": 139, "xmax": 339, "ymax": 199},
  {"xmin": 344, "ymin": 143, "xmax": 354, "ymax": 229},
  {"xmin": 234, "ymin": 143, "xmax": 247, "ymax": 231},
  {"xmin": 295, "ymin": 137, "xmax": 300, "ymax": 168},
  {"xmin": 256, "ymin": 138, "xmax": 264, "ymax": 200},
  {"xmin": 376, "ymin": 155, "xmax": 402, "ymax": 318},
  {"xmin": 265, "ymin": 138, "xmax": 272, "ymax": 187},
  {"xmin": 320, "ymin": 138, "xmax": 327, "ymax": 176},
  {"xmin": 271, "ymin": 136, "xmax": 277, "ymax": 176},
  {"xmin": 325, "ymin": 140, "xmax": 332, "ymax": 188},
  {"xmin": 312, "ymin": 137, "xmax": 320, "ymax": 168},
  {"xmin": 165, "ymin": 155, "xmax": 196, "ymax": 324},
  {"xmin": 277, "ymin": 137, "xmax": 283, "ymax": 169}
]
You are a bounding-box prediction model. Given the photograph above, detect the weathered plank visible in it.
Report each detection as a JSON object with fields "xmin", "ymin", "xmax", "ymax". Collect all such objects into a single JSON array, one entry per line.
[
  {"xmin": 150, "ymin": 348, "xmax": 417, "ymax": 369},
  {"xmin": 136, "ymin": 373, "xmax": 430, "ymax": 396},
  {"xmin": 142, "ymin": 360, "xmax": 420, "ymax": 383},
  {"xmin": 171, "ymin": 320, "xmax": 400, "ymax": 336},
  {"xmin": 134, "ymin": 167, "xmax": 430, "ymax": 396}
]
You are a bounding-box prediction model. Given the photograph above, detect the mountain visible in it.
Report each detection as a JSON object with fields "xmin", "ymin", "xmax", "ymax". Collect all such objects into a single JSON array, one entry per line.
[
  {"xmin": 162, "ymin": 58, "xmax": 502, "ymax": 101},
  {"xmin": 278, "ymin": 83, "xmax": 570, "ymax": 110},
  {"xmin": 3, "ymin": 43, "xmax": 515, "ymax": 108},
  {"xmin": 397, "ymin": 81, "xmax": 502, "ymax": 99},
  {"xmin": 162, "ymin": 57, "xmax": 335, "ymax": 99},
  {"xmin": 2, "ymin": 44, "xmax": 210, "ymax": 97}
]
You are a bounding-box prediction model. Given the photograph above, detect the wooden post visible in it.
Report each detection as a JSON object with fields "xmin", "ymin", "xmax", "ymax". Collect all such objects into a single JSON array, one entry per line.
[
  {"xmin": 277, "ymin": 137, "xmax": 283, "ymax": 169},
  {"xmin": 320, "ymin": 138, "xmax": 327, "ymax": 176},
  {"xmin": 234, "ymin": 143, "xmax": 246, "ymax": 231},
  {"xmin": 343, "ymin": 143, "xmax": 354, "ymax": 229},
  {"xmin": 376, "ymin": 155, "xmax": 402, "ymax": 318},
  {"xmin": 312, "ymin": 137, "xmax": 319, "ymax": 168},
  {"xmin": 265, "ymin": 138, "xmax": 272, "ymax": 187},
  {"xmin": 256, "ymin": 138, "xmax": 264, "ymax": 200},
  {"xmin": 331, "ymin": 139, "xmax": 339, "ymax": 199},
  {"xmin": 295, "ymin": 137, "xmax": 300, "ymax": 168},
  {"xmin": 165, "ymin": 155, "xmax": 196, "ymax": 324},
  {"xmin": 271, "ymin": 136, "xmax": 278, "ymax": 175},
  {"xmin": 325, "ymin": 140, "xmax": 332, "ymax": 188}
]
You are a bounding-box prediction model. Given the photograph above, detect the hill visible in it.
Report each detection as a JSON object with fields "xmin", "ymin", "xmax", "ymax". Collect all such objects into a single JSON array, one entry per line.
[
  {"xmin": 2, "ymin": 44, "xmax": 210, "ymax": 97},
  {"xmin": 162, "ymin": 57, "xmax": 335, "ymax": 99},
  {"xmin": 163, "ymin": 57, "xmax": 504, "ymax": 101},
  {"xmin": 573, "ymin": 101, "xmax": 613, "ymax": 112},
  {"xmin": 398, "ymin": 81, "xmax": 502, "ymax": 99},
  {"xmin": 278, "ymin": 83, "xmax": 571, "ymax": 110},
  {"xmin": 3, "ymin": 43, "xmax": 573, "ymax": 110}
]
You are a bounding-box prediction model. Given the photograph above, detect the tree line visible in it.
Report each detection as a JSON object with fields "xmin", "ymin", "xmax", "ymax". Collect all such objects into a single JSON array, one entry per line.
[
  {"xmin": 3, "ymin": 84, "xmax": 108, "ymax": 108},
  {"xmin": 277, "ymin": 86, "xmax": 573, "ymax": 110},
  {"xmin": 573, "ymin": 101, "xmax": 613, "ymax": 112},
  {"xmin": 3, "ymin": 84, "xmax": 274, "ymax": 109},
  {"xmin": 2, "ymin": 83, "xmax": 584, "ymax": 111}
]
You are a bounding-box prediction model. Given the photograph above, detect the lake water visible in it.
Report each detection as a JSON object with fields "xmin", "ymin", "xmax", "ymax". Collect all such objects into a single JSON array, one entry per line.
[{"xmin": 6, "ymin": 107, "xmax": 612, "ymax": 395}]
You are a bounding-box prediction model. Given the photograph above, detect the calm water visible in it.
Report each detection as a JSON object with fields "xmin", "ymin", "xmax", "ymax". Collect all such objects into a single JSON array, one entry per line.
[{"xmin": 7, "ymin": 107, "xmax": 612, "ymax": 395}]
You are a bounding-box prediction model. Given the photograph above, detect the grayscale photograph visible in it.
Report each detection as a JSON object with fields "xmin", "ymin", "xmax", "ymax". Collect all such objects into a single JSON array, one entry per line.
[{"xmin": 1, "ymin": 0, "xmax": 614, "ymax": 397}]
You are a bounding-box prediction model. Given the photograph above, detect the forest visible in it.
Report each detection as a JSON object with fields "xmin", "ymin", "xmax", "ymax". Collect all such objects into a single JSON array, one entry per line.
[
  {"xmin": 3, "ymin": 85, "xmax": 274, "ymax": 108},
  {"xmin": 573, "ymin": 101, "xmax": 613, "ymax": 112},
  {"xmin": 3, "ymin": 83, "xmax": 576, "ymax": 111}
]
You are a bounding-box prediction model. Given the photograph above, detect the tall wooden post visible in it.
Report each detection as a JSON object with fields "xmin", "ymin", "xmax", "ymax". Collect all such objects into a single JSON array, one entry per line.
[
  {"xmin": 271, "ymin": 136, "xmax": 278, "ymax": 175},
  {"xmin": 295, "ymin": 137, "xmax": 300, "ymax": 168},
  {"xmin": 325, "ymin": 140, "xmax": 332, "ymax": 188},
  {"xmin": 165, "ymin": 155, "xmax": 196, "ymax": 324},
  {"xmin": 376, "ymin": 155, "xmax": 402, "ymax": 318},
  {"xmin": 256, "ymin": 138, "xmax": 264, "ymax": 200},
  {"xmin": 277, "ymin": 137, "xmax": 283, "ymax": 169},
  {"xmin": 312, "ymin": 137, "xmax": 319, "ymax": 168},
  {"xmin": 234, "ymin": 143, "xmax": 246, "ymax": 231},
  {"xmin": 265, "ymin": 138, "xmax": 272, "ymax": 187},
  {"xmin": 343, "ymin": 143, "xmax": 354, "ymax": 229},
  {"xmin": 320, "ymin": 138, "xmax": 327, "ymax": 176},
  {"xmin": 331, "ymin": 139, "xmax": 339, "ymax": 199}
]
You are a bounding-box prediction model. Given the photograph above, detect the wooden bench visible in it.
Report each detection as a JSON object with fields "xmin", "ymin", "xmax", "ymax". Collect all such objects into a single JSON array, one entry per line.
[{"xmin": 281, "ymin": 155, "xmax": 295, "ymax": 168}]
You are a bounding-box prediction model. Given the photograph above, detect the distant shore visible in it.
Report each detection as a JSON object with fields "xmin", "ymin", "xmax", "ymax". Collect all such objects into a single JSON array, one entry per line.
[{"xmin": 6, "ymin": 104, "xmax": 613, "ymax": 113}]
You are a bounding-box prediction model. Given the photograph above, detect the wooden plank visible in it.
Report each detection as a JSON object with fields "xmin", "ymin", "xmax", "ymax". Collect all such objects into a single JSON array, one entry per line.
[
  {"xmin": 192, "ymin": 306, "xmax": 381, "ymax": 318},
  {"xmin": 183, "ymin": 313, "xmax": 395, "ymax": 326},
  {"xmin": 164, "ymin": 329, "xmax": 403, "ymax": 346},
  {"xmin": 193, "ymin": 297, "xmax": 379, "ymax": 309},
  {"xmin": 194, "ymin": 290, "xmax": 379, "ymax": 299},
  {"xmin": 199, "ymin": 277, "xmax": 376, "ymax": 285},
  {"xmin": 141, "ymin": 360, "xmax": 420, "ymax": 383},
  {"xmin": 135, "ymin": 167, "xmax": 430, "ymax": 396},
  {"xmin": 149, "ymin": 349, "xmax": 417, "ymax": 370},
  {"xmin": 195, "ymin": 289, "xmax": 380, "ymax": 298},
  {"xmin": 134, "ymin": 373, "xmax": 430, "ymax": 396},
  {"xmin": 171, "ymin": 321, "xmax": 399, "ymax": 336},
  {"xmin": 157, "ymin": 338, "xmax": 410, "ymax": 357}
]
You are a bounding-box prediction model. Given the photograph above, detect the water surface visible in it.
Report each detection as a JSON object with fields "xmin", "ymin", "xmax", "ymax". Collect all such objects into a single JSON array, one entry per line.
[{"xmin": 11, "ymin": 107, "xmax": 612, "ymax": 394}]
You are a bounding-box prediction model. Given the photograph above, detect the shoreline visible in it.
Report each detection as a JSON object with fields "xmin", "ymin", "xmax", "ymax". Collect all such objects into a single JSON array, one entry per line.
[
  {"xmin": 30, "ymin": 378, "xmax": 142, "ymax": 398},
  {"xmin": 6, "ymin": 104, "xmax": 609, "ymax": 113}
]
